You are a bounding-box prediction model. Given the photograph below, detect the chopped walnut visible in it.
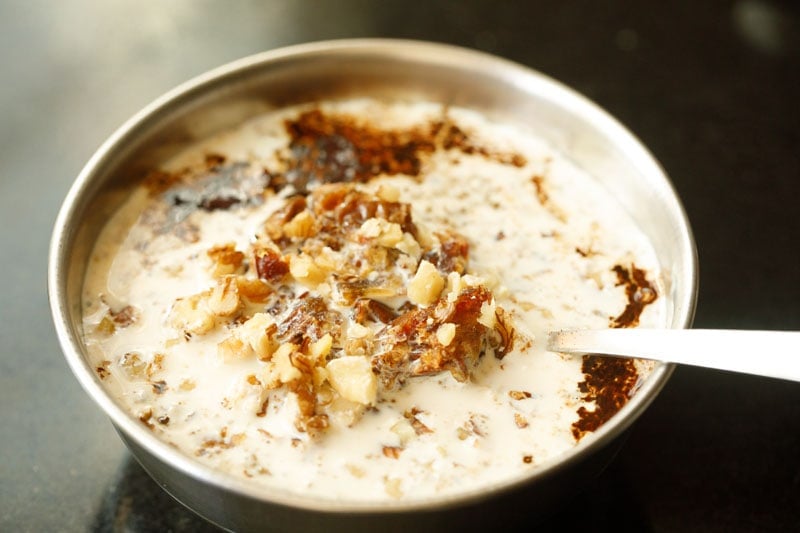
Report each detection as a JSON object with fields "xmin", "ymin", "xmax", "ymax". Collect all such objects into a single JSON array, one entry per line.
[
  {"xmin": 288, "ymin": 254, "xmax": 326, "ymax": 286},
  {"xmin": 197, "ymin": 429, "xmax": 247, "ymax": 456},
  {"xmin": 308, "ymin": 333, "xmax": 333, "ymax": 361},
  {"xmin": 270, "ymin": 343, "xmax": 302, "ymax": 383},
  {"xmin": 95, "ymin": 304, "xmax": 138, "ymax": 335},
  {"xmin": 264, "ymin": 195, "xmax": 307, "ymax": 243},
  {"xmin": 390, "ymin": 419, "xmax": 417, "ymax": 445},
  {"xmin": 384, "ymin": 477, "xmax": 404, "ymax": 499},
  {"xmin": 237, "ymin": 313, "xmax": 278, "ymax": 360},
  {"xmin": 436, "ymin": 323, "xmax": 456, "ymax": 346},
  {"xmin": 235, "ymin": 277, "xmax": 272, "ymax": 303},
  {"xmin": 357, "ymin": 217, "xmax": 404, "ymax": 247},
  {"xmin": 323, "ymin": 396, "xmax": 367, "ymax": 427},
  {"xmin": 151, "ymin": 380, "xmax": 168, "ymax": 394},
  {"xmin": 139, "ymin": 409, "xmax": 155, "ymax": 430},
  {"xmin": 169, "ymin": 293, "xmax": 215, "ymax": 335},
  {"xmin": 223, "ymin": 374, "xmax": 268, "ymax": 415},
  {"xmin": 283, "ymin": 210, "xmax": 317, "ymax": 239},
  {"xmin": 346, "ymin": 464, "xmax": 366, "ymax": 478},
  {"xmin": 326, "ymin": 356, "xmax": 378, "ymax": 405},
  {"xmin": 94, "ymin": 316, "xmax": 116, "ymax": 336},
  {"xmin": 407, "ymin": 260, "xmax": 444, "ymax": 306},
  {"xmin": 119, "ymin": 352, "xmax": 147, "ymax": 379},
  {"xmin": 457, "ymin": 413, "xmax": 488, "ymax": 440},
  {"xmin": 207, "ymin": 243, "xmax": 245, "ymax": 277},
  {"xmin": 218, "ymin": 336, "xmax": 252, "ymax": 363},
  {"xmin": 335, "ymin": 276, "xmax": 399, "ymax": 305},
  {"xmin": 146, "ymin": 353, "xmax": 165, "ymax": 378},
  {"xmin": 207, "ymin": 276, "xmax": 241, "ymax": 317}
]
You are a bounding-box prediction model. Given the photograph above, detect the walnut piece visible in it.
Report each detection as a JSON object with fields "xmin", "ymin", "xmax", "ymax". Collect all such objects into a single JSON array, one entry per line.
[
  {"xmin": 207, "ymin": 243, "xmax": 245, "ymax": 277},
  {"xmin": 407, "ymin": 260, "xmax": 444, "ymax": 306},
  {"xmin": 326, "ymin": 356, "xmax": 378, "ymax": 405},
  {"xmin": 169, "ymin": 293, "xmax": 215, "ymax": 335}
]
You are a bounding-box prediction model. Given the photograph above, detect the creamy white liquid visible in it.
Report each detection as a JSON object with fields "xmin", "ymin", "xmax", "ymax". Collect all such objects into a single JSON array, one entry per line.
[{"xmin": 82, "ymin": 99, "xmax": 665, "ymax": 502}]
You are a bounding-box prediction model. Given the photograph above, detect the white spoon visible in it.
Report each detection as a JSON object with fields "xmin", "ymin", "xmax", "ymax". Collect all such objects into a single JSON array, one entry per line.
[{"xmin": 547, "ymin": 329, "xmax": 800, "ymax": 382}]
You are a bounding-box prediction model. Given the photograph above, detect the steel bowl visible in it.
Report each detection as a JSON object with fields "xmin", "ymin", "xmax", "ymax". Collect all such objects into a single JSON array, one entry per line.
[{"xmin": 49, "ymin": 39, "xmax": 697, "ymax": 532}]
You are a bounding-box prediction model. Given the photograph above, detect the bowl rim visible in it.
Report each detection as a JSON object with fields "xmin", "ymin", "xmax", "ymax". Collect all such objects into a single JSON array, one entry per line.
[{"xmin": 48, "ymin": 37, "xmax": 697, "ymax": 514}]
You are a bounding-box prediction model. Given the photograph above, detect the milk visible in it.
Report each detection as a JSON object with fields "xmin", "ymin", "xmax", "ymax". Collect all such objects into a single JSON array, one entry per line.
[{"xmin": 82, "ymin": 99, "xmax": 665, "ymax": 502}]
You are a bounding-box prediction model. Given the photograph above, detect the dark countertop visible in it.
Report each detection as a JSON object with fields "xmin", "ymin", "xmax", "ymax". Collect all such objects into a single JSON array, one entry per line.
[{"xmin": 1, "ymin": 1, "xmax": 798, "ymax": 531}]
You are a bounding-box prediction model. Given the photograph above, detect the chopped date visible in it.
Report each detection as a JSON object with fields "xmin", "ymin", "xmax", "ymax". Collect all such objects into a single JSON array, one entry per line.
[
  {"xmin": 352, "ymin": 298, "xmax": 399, "ymax": 325},
  {"xmin": 372, "ymin": 286, "xmax": 507, "ymax": 388},
  {"xmin": 286, "ymin": 134, "xmax": 359, "ymax": 191},
  {"xmin": 278, "ymin": 296, "xmax": 342, "ymax": 345},
  {"xmin": 264, "ymin": 196, "xmax": 307, "ymax": 244},
  {"xmin": 437, "ymin": 121, "xmax": 527, "ymax": 167},
  {"xmin": 493, "ymin": 308, "xmax": 515, "ymax": 358},
  {"xmin": 609, "ymin": 263, "xmax": 658, "ymax": 329},
  {"xmin": 166, "ymin": 161, "xmax": 265, "ymax": 213},
  {"xmin": 254, "ymin": 248, "xmax": 289, "ymax": 282},
  {"xmin": 423, "ymin": 232, "xmax": 469, "ymax": 275},
  {"xmin": 310, "ymin": 184, "xmax": 417, "ymax": 238},
  {"xmin": 283, "ymin": 109, "xmax": 437, "ymax": 185},
  {"xmin": 273, "ymin": 109, "xmax": 527, "ymax": 198},
  {"xmin": 572, "ymin": 355, "xmax": 639, "ymax": 440}
]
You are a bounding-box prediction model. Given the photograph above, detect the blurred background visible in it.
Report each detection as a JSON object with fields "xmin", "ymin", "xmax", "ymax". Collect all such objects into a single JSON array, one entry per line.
[{"xmin": 1, "ymin": 1, "xmax": 798, "ymax": 531}]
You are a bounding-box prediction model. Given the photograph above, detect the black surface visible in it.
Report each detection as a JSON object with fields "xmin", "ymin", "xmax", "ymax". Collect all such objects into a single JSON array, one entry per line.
[{"xmin": 1, "ymin": 1, "xmax": 798, "ymax": 531}]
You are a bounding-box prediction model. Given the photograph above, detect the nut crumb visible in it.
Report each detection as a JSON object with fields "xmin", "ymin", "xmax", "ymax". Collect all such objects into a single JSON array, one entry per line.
[
  {"xmin": 346, "ymin": 464, "xmax": 366, "ymax": 478},
  {"xmin": 207, "ymin": 243, "xmax": 245, "ymax": 277},
  {"xmin": 139, "ymin": 409, "xmax": 155, "ymax": 430},
  {"xmin": 382, "ymin": 445, "xmax": 403, "ymax": 459},
  {"xmin": 384, "ymin": 477, "xmax": 403, "ymax": 499},
  {"xmin": 508, "ymin": 390, "xmax": 532, "ymax": 400},
  {"xmin": 403, "ymin": 407, "xmax": 433, "ymax": 435},
  {"xmin": 95, "ymin": 360, "xmax": 111, "ymax": 379}
]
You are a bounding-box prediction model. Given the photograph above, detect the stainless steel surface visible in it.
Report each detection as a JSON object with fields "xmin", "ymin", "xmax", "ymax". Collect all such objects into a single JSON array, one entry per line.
[
  {"xmin": 549, "ymin": 329, "xmax": 800, "ymax": 382},
  {"xmin": 48, "ymin": 39, "xmax": 697, "ymax": 530}
]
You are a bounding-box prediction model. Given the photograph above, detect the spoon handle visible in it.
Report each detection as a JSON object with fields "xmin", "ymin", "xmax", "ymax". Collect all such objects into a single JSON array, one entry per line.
[{"xmin": 547, "ymin": 329, "xmax": 800, "ymax": 382}]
